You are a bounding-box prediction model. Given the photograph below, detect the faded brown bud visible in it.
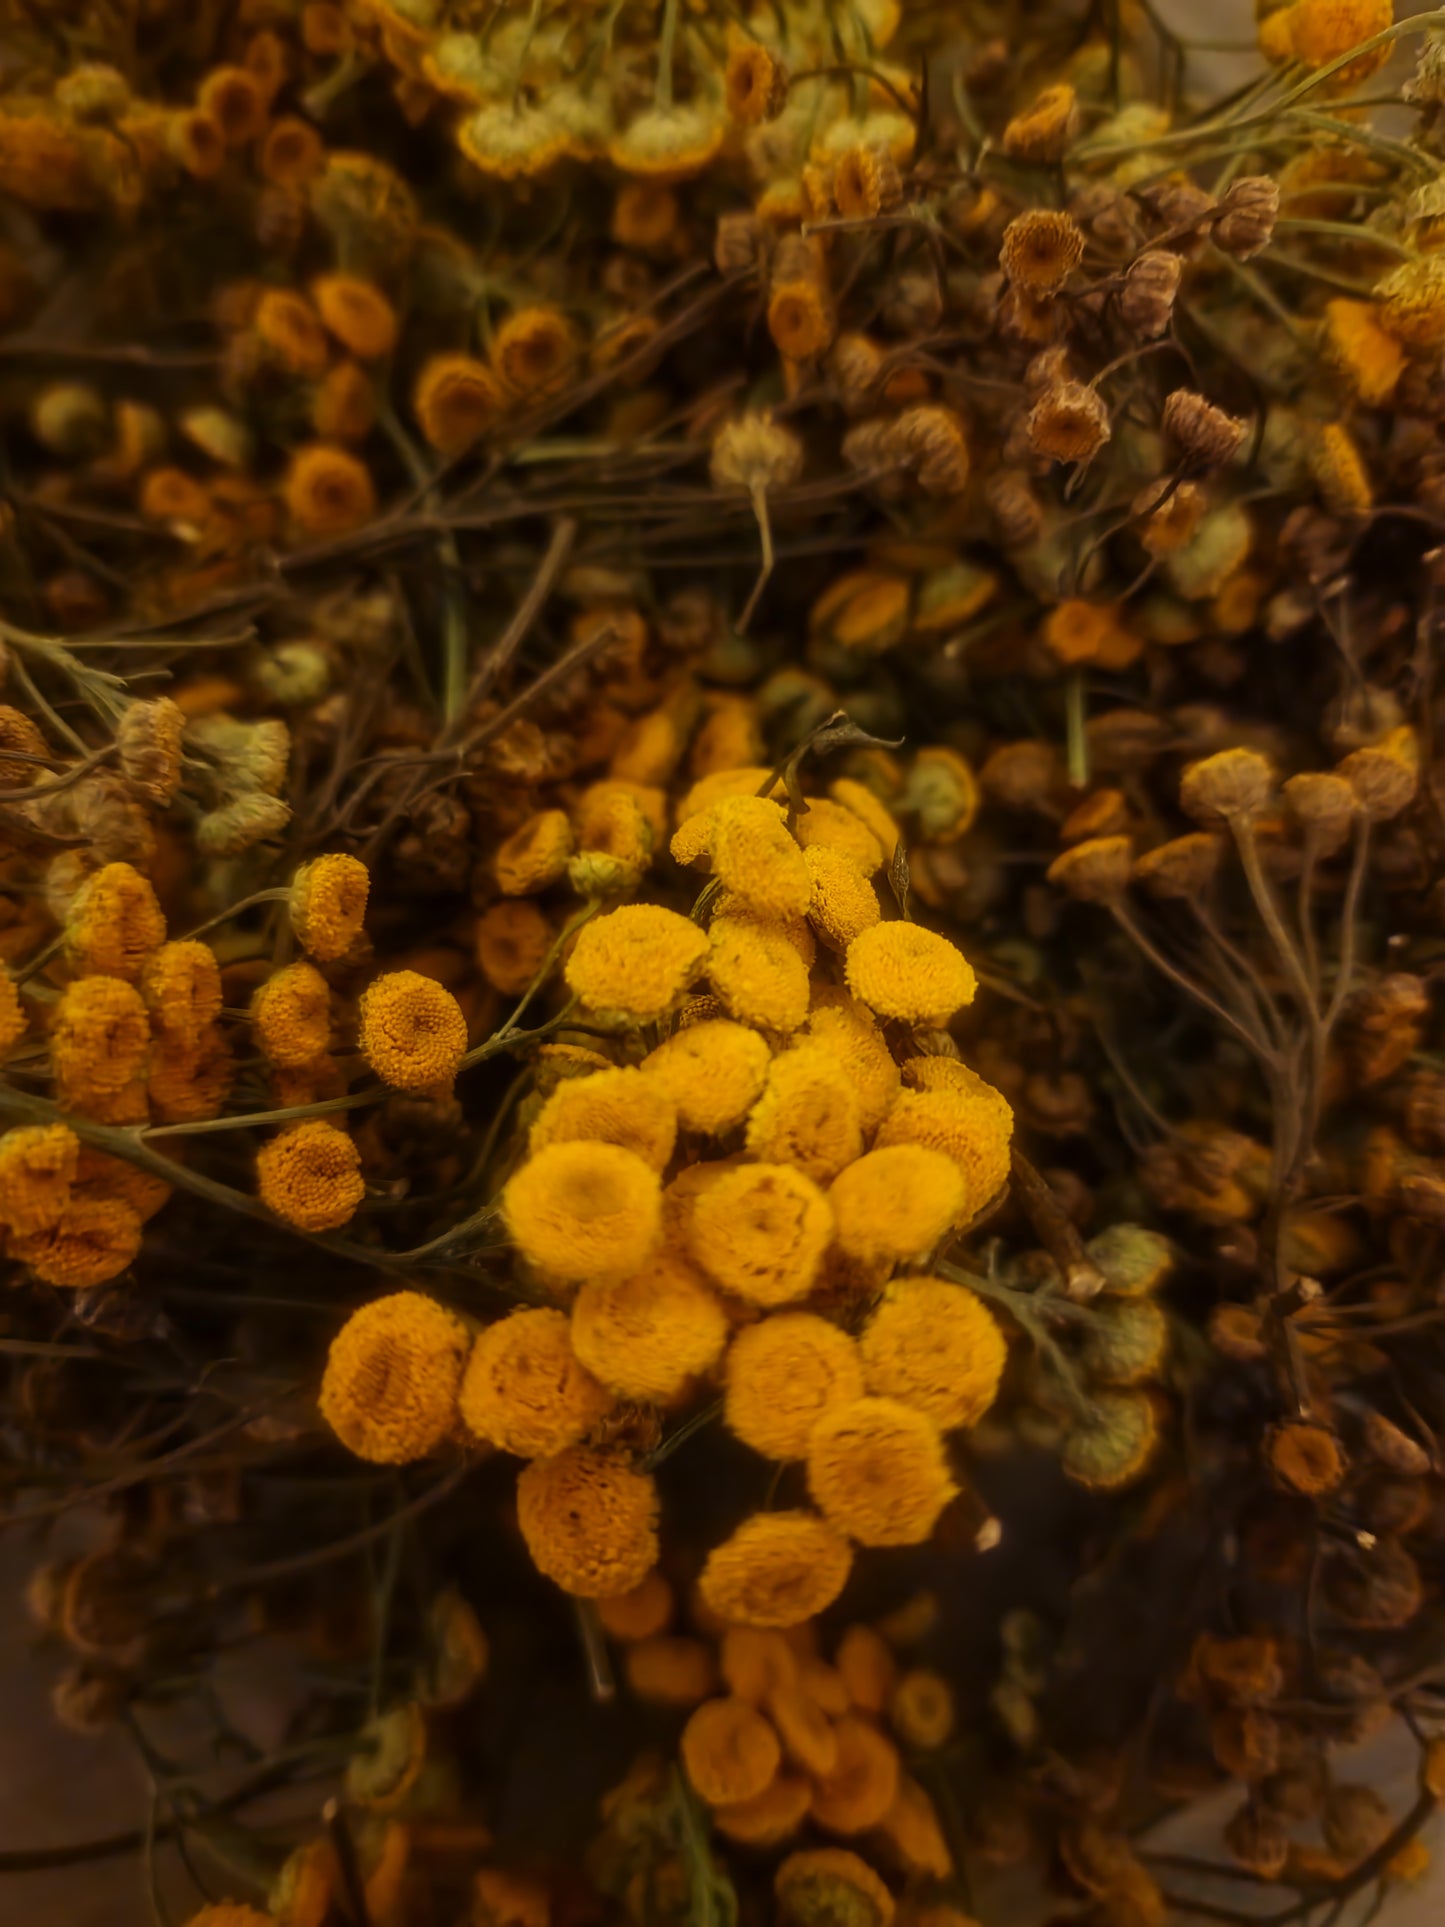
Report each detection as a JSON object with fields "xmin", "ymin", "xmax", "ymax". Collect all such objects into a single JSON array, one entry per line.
[
  {"xmin": 116, "ymin": 697, "xmax": 185, "ymax": 808},
  {"xmin": 1213, "ymin": 176, "xmax": 1279, "ymax": 260},
  {"xmin": 1118, "ymin": 250, "xmax": 1183, "ymax": 337},
  {"xmin": 1179, "ymin": 747, "xmax": 1275, "ymax": 824},
  {"xmin": 714, "ymin": 209, "xmax": 763, "ymax": 278},
  {"xmin": 1163, "ymin": 390, "xmax": 1248, "ymax": 472},
  {"xmin": 196, "ymin": 791, "xmax": 292, "ymax": 856},
  {"xmin": 1324, "ymin": 1536, "xmax": 1424, "ymax": 1630},
  {"xmin": 1323, "ymin": 1786, "xmax": 1392, "ymax": 1863},
  {"xmin": 1224, "ymin": 1802, "xmax": 1290, "ymax": 1878},
  {"xmin": 1336, "ymin": 725, "xmax": 1419, "ymax": 821},
  {"xmin": 987, "ymin": 472, "xmax": 1045, "ymax": 546},
  {"xmin": 1133, "ymin": 831, "xmax": 1225, "ymax": 899},
  {"xmin": 1282, "ymin": 770, "xmax": 1357, "ymax": 853},
  {"xmin": 1027, "ymin": 382, "xmax": 1111, "ymax": 466},
  {"xmin": 1045, "ymin": 835, "xmax": 1133, "ymax": 903},
  {"xmin": 1265, "ymin": 1419, "xmax": 1347, "ymax": 1497}
]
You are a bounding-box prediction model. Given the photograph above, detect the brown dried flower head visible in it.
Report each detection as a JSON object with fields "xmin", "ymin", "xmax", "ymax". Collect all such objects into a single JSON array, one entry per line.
[
  {"xmin": 1212, "ymin": 176, "xmax": 1279, "ymax": 259},
  {"xmin": 1000, "ymin": 211, "xmax": 1086, "ymax": 295},
  {"xmin": 1027, "ymin": 382, "xmax": 1111, "ymax": 465},
  {"xmin": 1163, "ymin": 390, "xmax": 1248, "ymax": 472}
]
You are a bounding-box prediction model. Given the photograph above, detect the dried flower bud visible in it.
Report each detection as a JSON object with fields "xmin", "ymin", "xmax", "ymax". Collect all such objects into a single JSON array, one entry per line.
[
  {"xmin": 1118, "ymin": 250, "xmax": 1182, "ymax": 337},
  {"xmin": 714, "ymin": 210, "xmax": 763, "ymax": 278},
  {"xmin": 1001, "ymin": 82, "xmax": 1079, "ymax": 161},
  {"xmin": 885, "ymin": 404, "xmax": 971, "ymax": 495},
  {"xmin": 115, "ymin": 698, "xmax": 185, "ymax": 808},
  {"xmin": 1046, "ymin": 835, "xmax": 1133, "ymax": 904},
  {"xmin": 1266, "ymin": 1420, "xmax": 1346, "ymax": 1497},
  {"xmin": 835, "ymin": 144, "xmax": 903, "ymax": 222},
  {"xmin": 1337, "ymin": 725, "xmax": 1418, "ymax": 821},
  {"xmin": 1212, "ymin": 177, "xmax": 1278, "ymax": 259},
  {"xmin": 987, "ymin": 472, "xmax": 1044, "ymax": 546},
  {"xmin": 1027, "ymin": 382, "xmax": 1110, "ymax": 465},
  {"xmin": 1163, "ymin": 390, "xmax": 1248, "ymax": 472},
  {"xmin": 196, "ymin": 792, "xmax": 292, "ymax": 856},
  {"xmin": 1362, "ymin": 1410, "xmax": 1431, "ymax": 1476},
  {"xmin": 1325, "ymin": 1536, "xmax": 1423, "ymax": 1630},
  {"xmin": 30, "ymin": 381, "xmax": 108, "ymax": 459},
  {"xmin": 1282, "ymin": 771, "xmax": 1357, "ymax": 852}
]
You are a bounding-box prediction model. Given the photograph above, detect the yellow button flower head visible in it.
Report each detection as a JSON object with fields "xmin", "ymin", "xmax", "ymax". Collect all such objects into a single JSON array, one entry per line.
[
  {"xmin": 252, "ymin": 961, "xmax": 331, "ymax": 1069},
  {"xmin": 529, "ymin": 1067, "xmax": 678, "ymax": 1172},
  {"xmin": 1281, "ymin": 0, "xmax": 1393, "ymax": 85},
  {"xmin": 148, "ymin": 1025, "xmax": 233, "ymax": 1125},
  {"xmin": 257, "ymin": 1121, "xmax": 366, "ymax": 1233},
  {"xmin": 564, "ymin": 904, "xmax": 709, "ymax": 1025},
  {"xmin": 627, "ymin": 1635, "xmax": 719, "ymax": 1707},
  {"xmin": 810, "ymin": 1715, "xmax": 902, "ymax": 1833},
  {"xmin": 459, "ymin": 1306, "xmax": 611, "ymax": 1457},
  {"xmin": 845, "ymin": 923, "xmax": 977, "ymax": 1027},
  {"xmin": 289, "ymin": 854, "xmax": 370, "ymax": 963},
  {"xmin": 710, "ymin": 797, "xmax": 812, "ymax": 923},
  {"xmin": 0, "ymin": 963, "xmax": 23, "ymax": 1057},
  {"xmin": 12, "ymin": 1195, "xmax": 142, "ymax": 1288},
  {"xmin": 141, "ymin": 941, "xmax": 222, "ymax": 1050},
  {"xmin": 776, "ymin": 1850, "xmax": 894, "ymax": 1927},
  {"xmin": 319, "ymin": 1291, "xmax": 470, "ymax": 1464},
  {"xmin": 74, "ymin": 1145, "xmax": 171, "ymax": 1224},
  {"xmin": 714, "ymin": 1773, "xmax": 813, "ymax": 1847},
  {"xmin": 859, "ymin": 1277, "xmax": 1007, "ymax": 1429},
  {"xmin": 793, "ymin": 798, "xmax": 884, "ymax": 874},
  {"xmin": 675, "ymin": 767, "xmax": 780, "ymax": 824},
  {"xmin": 311, "ymin": 272, "xmax": 399, "ymax": 361},
  {"xmin": 829, "ymin": 1147, "xmax": 965, "ymax": 1269},
  {"xmin": 802, "ymin": 994, "xmax": 901, "ymax": 1134},
  {"xmin": 707, "ymin": 915, "xmax": 811, "ymax": 1033},
  {"xmin": 699, "ymin": 1511, "xmax": 853, "ymax": 1628},
  {"xmin": 0, "ymin": 1123, "xmax": 79, "ymax": 1236},
  {"xmin": 744, "ymin": 1044, "xmax": 863, "ymax": 1184},
  {"xmin": 570, "ymin": 783, "xmax": 654, "ymax": 894},
  {"xmin": 641, "ymin": 1020, "xmax": 772, "ymax": 1135},
  {"xmin": 831, "ymin": 778, "xmax": 900, "ymax": 863},
  {"xmin": 681, "ymin": 1696, "xmax": 782, "ymax": 1806},
  {"xmin": 716, "ymin": 895, "xmax": 816, "ymax": 971},
  {"xmin": 1322, "ymin": 299, "xmax": 1404, "ymax": 407},
  {"xmin": 359, "ymin": 970, "xmax": 468, "ymax": 1091},
  {"xmin": 724, "ymin": 1313, "xmax": 865, "ymax": 1460},
  {"xmin": 476, "ymin": 899, "xmax": 553, "ymax": 996},
  {"xmin": 806, "ymin": 1397, "xmax": 957, "ymax": 1546},
  {"xmin": 503, "ymin": 1141, "xmax": 662, "ymax": 1284},
  {"xmin": 877, "ymin": 1064, "xmax": 1014, "ymax": 1212},
  {"xmin": 65, "ymin": 862, "xmax": 165, "ymax": 980},
  {"xmin": 572, "ymin": 1248, "xmax": 728, "ymax": 1401},
  {"xmin": 516, "ymin": 1446, "xmax": 659, "ymax": 1596},
  {"xmin": 687, "ymin": 1163, "xmax": 833, "ymax": 1305},
  {"xmin": 51, "ymin": 977, "xmax": 150, "ymax": 1113},
  {"xmin": 495, "ymin": 809, "xmax": 573, "ymax": 896},
  {"xmin": 804, "ymin": 844, "xmax": 881, "ymax": 952}
]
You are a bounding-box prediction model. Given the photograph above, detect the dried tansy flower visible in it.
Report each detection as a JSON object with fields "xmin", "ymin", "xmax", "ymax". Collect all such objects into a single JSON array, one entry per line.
[{"xmin": 320, "ymin": 1292, "xmax": 470, "ymax": 1464}]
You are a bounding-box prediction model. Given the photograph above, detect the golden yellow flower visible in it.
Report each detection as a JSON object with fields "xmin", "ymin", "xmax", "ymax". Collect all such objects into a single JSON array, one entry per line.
[
  {"xmin": 458, "ymin": 1306, "xmax": 611, "ymax": 1457},
  {"xmin": 808, "ymin": 1716, "xmax": 902, "ymax": 1832},
  {"xmin": 828, "ymin": 1146, "xmax": 965, "ymax": 1272},
  {"xmin": 495, "ymin": 810, "xmax": 573, "ymax": 895},
  {"xmin": 141, "ymin": 941, "xmax": 222, "ymax": 1050},
  {"xmin": 831, "ymin": 779, "xmax": 900, "ymax": 864},
  {"xmin": 358, "ymin": 970, "xmax": 468, "ymax": 1091},
  {"xmin": 0, "ymin": 964, "xmax": 23, "ymax": 1058},
  {"xmin": 640, "ymin": 1020, "xmax": 772, "ymax": 1135},
  {"xmin": 793, "ymin": 798, "xmax": 884, "ymax": 873},
  {"xmin": 571, "ymin": 1250, "xmax": 728, "ymax": 1402},
  {"xmin": 682, "ymin": 1696, "xmax": 782, "ymax": 1805},
  {"xmin": 11, "ymin": 1195, "xmax": 142, "ymax": 1288},
  {"xmin": 714, "ymin": 1773, "xmax": 813, "ymax": 1847},
  {"xmin": 707, "ymin": 915, "xmax": 811, "ymax": 1033},
  {"xmin": 503, "ymin": 1140, "xmax": 662, "ymax": 1284},
  {"xmin": 845, "ymin": 922, "xmax": 977, "ymax": 1027},
  {"xmin": 491, "ymin": 306, "xmax": 580, "ymax": 398},
  {"xmin": 252, "ymin": 961, "xmax": 331, "ymax": 1069},
  {"xmin": 529, "ymin": 1067, "xmax": 677, "ymax": 1172},
  {"xmin": 745, "ymin": 1044, "xmax": 863, "ymax": 1184},
  {"xmin": 1000, "ymin": 210, "xmax": 1085, "ymax": 295},
  {"xmin": 565, "ymin": 904, "xmax": 709, "ymax": 1025},
  {"xmin": 65, "ymin": 863, "xmax": 165, "ymax": 981},
  {"xmin": 699, "ymin": 1511, "xmax": 853, "ymax": 1628},
  {"xmin": 311, "ymin": 273, "xmax": 398, "ymax": 361},
  {"xmin": 879, "ymin": 1063, "xmax": 1014, "ymax": 1208},
  {"xmin": 627, "ymin": 1635, "xmax": 719, "ymax": 1707},
  {"xmin": 289, "ymin": 854, "xmax": 370, "ymax": 963},
  {"xmin": 0, "ymin": 1124, "xmax": 79, "ymax": 1236},
  {"xmin": 73, "ymin": 1145, "xmax": 171, "ymax": 1224},
  {"xmin": 198, "ymin": 63, "xmax": 268, "ymax": 144},
  {"xmin": 835, "ymin": 1624, "xmax": 896, "ymax": 1712},
  {"xmin": 413, "ymin": 353, "xmax": 505, "ymax": 455},
  {"xmin": 710, "ymin": 797, "xmax": 812, "ymax": 922},
  {"xmin": 1311, "ymin": 421, "xmax": 1372, "ymax": 515},
  {"xmin": 1000, "ymin": 81, "xmax": 1078, "ymax": 160},
  {"xmin": 260, "ymin": 113, "xmax": 324, "ymax": 187},
  {"xmin": 806, "ymin": 1396, "xmax": 956, "ymax": 1546},
  {"xmin": 804, "ymin": 845, "xmax": 881, "ymax": 951},
  {"xmin": 256, "ymin": 289, "xmax": 330, "ymax": 379},
  {"xmin": 1266, "ymin": 1418, "xmax": 1347, "ymax": 1496},
  {"xmin": 724, "ymin": 1313, "xmax": 865, "ymax": 1460},
  {"xmin": 476, "ymin": 899, "xmax": 553, "ymax": 996},
  {"xmin": 283, "ymin": 444, "xmax": 376, "ymax": 539},
  {"xmin": 516, "ymin": 1446, "xmax": 659, "ymax": 1597},
  {"xmin": 593, "ymin": 1569, "xmax": 673, "ymax": 1641},
  {"xmin": 312, "ymin": 360, "xmax": 375, "ymax": 443},
  {"xmin": 319, "ymin": 1291, "xmax": 470, "ymax": 1464},
  {"xmin": 1281, "ymin": 0, "xmax": 1393, "ymax": 84},
  {"xmin": 879, "ymin": 1775, "xmax": 952, "ymax": 1876},
  {"xmin": 687, "ymin": 1162, "xmax": 833, "ymax": 1305},
  {"xmin": 859, "ymin": 1277, "xmax": 1006, "ymax": 1430},
  {"xmin": 725, "ymin": 42, "xmax": 788, "ymax": 124},
  {"xmin": 148, "ymin": 1025, "xmax": 233, "ymax": 1125},
  {"xmin": 802, "ymin": 994, "xmax": 900, "ymax": 1134},
  {"xmin": 257, "ymin": 1121, "xmax": 365, "ymax": 1233},
  {"xmin": 770, "ymin": 1678, "xmax": 839, "ymax": 1776},
  {"xmin": 1322, "ymin": 299, "xmax": 1404, "ymax": 406},
  {"xmin": 50, "ymin": 977, "xmax": 150, "ymax": 1114},
  {"xmin": 890, "ymin": 1669, "xmax": 955, "ymax": 1748},
  {"xmin": 1377, "ymin": 256, "xmax": 1445, "ymax": 351}
]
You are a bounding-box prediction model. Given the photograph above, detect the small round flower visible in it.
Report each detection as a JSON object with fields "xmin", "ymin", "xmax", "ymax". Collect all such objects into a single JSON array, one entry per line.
[
  {"xmin": 745, "ymin": 1045, "xmax": 863, "ymax": 1184},
  {"xmin": 831, "ymin": 780, "xmax": 900, "ymax": 865},
  {"xmin": 1001, "ymin": 80, "xmax": 1079, "ymax": 159},
  {"xmin": 804, "ymin": 997, "xmax": 901, "ymax": 1135},
  {"xmin": 412, "ymin": 354, "xmax": 505, "ymax": 456},
  {"xmin": 829, "ymin": 1147, "xmax": 965, "ymax": 1271},
  {"xmin": 714, "ymin": 1774, "xmax": 813, "ymax": 1847},
  {"xmin": 73, "ymin": 1145, "xmax": 170, "ymax": 1224},
  {"xmin": 627, "ymin": 1635, "xmax": 719, "ymax": 1707},
  {"xmin": 0, "ymin": 1124, "xmax": 79, "ymax": 1236},
  {"xmin": 289, "ymin": 854, "xmax": 369, "ymax": 963},
  {"xmin": 845, "ymin": 923, "xmax": 976, "ymax": 1028},
  {"xmin": 257, "ymin": 1121, "xmax": 365, "ymax": 1232},
  {"xmin": 116, "ymin": 697, "xmax": 184, "ymax": 807},
  {"xmin": 768, "ymin": 271, "xmax": 836, "ymax": 362},
  {"xmin": 319, "ymin": 1291, "xmax": 470, "ymax": 1464},
  {"xmin": 1000, "ymin": 210, "xmax": 1085, "ymax": 295},
  {"xmin": 565, "ymin": 904, "xmax": 709, "ymax": 1025},
  {"xmin": 252, "ymin": 962, "xmax": 331, "ymax": 1069},
  {"xmin": 640, "ymin": 1020, "xmax": 772, "ymax": 1135},
  {"xmin": 1179, "ymin": 747, "xmax": 1275, "ymax": 824},
  {"xmin": 859, "ymin": 1277, "xmax": 1006, "ymax": 1429},
  {"xmin": 1028, "ymin": 382, "xmax": 1111, "ymax": 466},
  {"xmin": 529, "ymin": 1066, "xmax": 677, "ymax": 1172},
  {"xmin": 836, "ymin": 1624, "xmax": 896, "ymax": 1712},
  {"xmin": 891, "ymin": 1669, "xmax": 955, "ymax": 1749},
  {"xmin": 1061, "ymin": 1389, "xmax": 1160, "ymax": 1490},
  {"xmin": 459, "ymin": 1307, "xmax": 611, "ymax": 1457},
  {"xmin": 875, "ymin": 1069, "xmax": 1013, "ymax": 1213},
  {"xmin": 260, "ymin": 114, "xmax": 324, "ymax": 187},
  {"xmin": 571, "ymin": 1251, "xmax": 728, "ymax": 1402},
  {"xmin": 806, "ymin": 1397, "xmax": 956, "ymax": 1546},
  {"xmin": 707, "ymin": 915, "xmax": 811, "ymax": 1033},
  {"xmin": 1284, "ymin": 0, "xmax": 1393, "ymax": 83},
  {"xmin": 11, "ymin": 1195, "xmax": 142, "ymax": 1288},
  {"xmin": 725, "ymin": 42, "xmax": 788, "ymax": 124},
  {"xmin": 1047, "ymin": 835, "xmax": 1134, "ymax": 904},
  {"xmin": 358, "ymin": 970, "xmax": 467, "ymax": 1091},
  {"xmin": 148, "ymin": 1025, "xmax": 233, "ymax": 1125},
  {"xmin": 503, "ymin": 1141, "xmax": 662, "ymax": 1284},
  {"xmin": 804, "ymin": 845, "xmax": 881, "ymax": 952},
  {"xmin": 65, "ymin": 863, "xmax": 165, "ymax": 981},
  {"xmin": 1267, "ymin": 1419, "xmax": 1347, "ymax": 1496},
  {"xmin": 311, "ymin": 360, "xmax": 375, "ymax": 443},
  {"xmin": 491, "ymin": 306, "xmax": 580, "ymax": 398},
  {"xmin": 688, "ymin": 1163, "xmax": 833, "ymax": 1305},
  {"xmin": 312, "ymin": 273, "xmax": 398, "ymax": 361},
  {"xmin": 495, "ymin": 810, "xmax": 573, "ymax": 895},
  {"xmin": 51, "ymin": 977, "xmax": 151, "ymax": 1112},
  {"xmin": 1322, "ymin": 298, "xmax": 1404, "ymax": 406},
  {"xmin": 699, "ymin": 1511, "xmax": 853, "ymax": 1628},
  {"xmin": 197, "ymin": 64, "xmax": 268, "ymax": 145},
  {"xmin": 283, "ymin": 444, "xmax": 376, "ymax": 538},
  {"xmin": 682, "ymin": 1696, "xmax": 782, "ymax": 1806},
  {"xmin": 256, "ymin": 290, "xmax": 330, "ymax": 379},
  {"xmin": 594, "ymin": 1569, "xmax": 673, "ymax": 1641},
  {"xmin": 1162, "ymin": 391, "xmax": 1247, "ymax": 473},
  {"xmin": 724, "ymin": 1314, "xmax": 865, "ymax": 1460},
  {"xmin": 809, "ymin": 1715, "xmax": 902, "ymax": 1832},
  {"xmin": 516, "ymin": 1447, "xmax": 659, "ymax": 1597},
  {"xmin": 710, "ymin": 797, "xmax": 811, "ymax": 922}
]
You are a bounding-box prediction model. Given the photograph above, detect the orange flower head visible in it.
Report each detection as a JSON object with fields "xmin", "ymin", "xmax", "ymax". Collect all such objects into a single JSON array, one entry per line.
[
  {"xmin": 724, "ymin": 1313, "xmax": 865, "ymax": 1461},
  {"xmin": 725, "ymin": 43, "xmax": 789, "ymax": 124},
  {"xmin": 806, "ymin": 1396, "xmax": 957, "ymax": 1546},
  {"xmin": 289, "ymin": 854, "xmax": 370, "ymax": 963},
  {"xmin": 252, "ymin": 962, "xmax": 331, "ymax": 1069},
  {"xmin": 51, "ymin": 977, "xmax": 150, "ymax": 1112},
  {"xmin": 594, "ymin": 1569, "xmax": 673, "ymax": 1641},
  {"xmin": 11, "ymin": 1195, "xmax": 142, "ymax": 1288},
  {"xmin": 311, "ymin": 361, "xmax": 375, "ymax": 444},
  {"xmin": 476, "ymin": 899, "xmax": 553, "ymax": 996},
  {"xmin": 312, "ymin": 273, "xmax": 399, "ymax": 361},
  {"xmin": 492, "ymin": 307, "xmax": 580, "ymax": 398},
  {"xmin": 65, "ymin": 862, "xmax": 165, "ymax": 981},
  {"xmin": 319, "ymin": 1291, "xmax": 470, "ymax": 1463},
  {"xmin": 707, "ymin": 915, "xmax": 811, "ymax": 1033},
  {"xmin": 687, "ymin": 1162, "xmax": 832, "ymax": 1305},
  {"xmin": 283, "ymin": 444, "xmax": 376, "ymax": 538},
  {"xmin": 845, "ymin": 922, "xmax": 976, "ymax": 1027},
  {"xmin": 516, "ymin": 1446, "xmax": 659, "ymax": 1596},
  {"xmin": 257, "ymin": 1121, "xmax": 365, "ymax": 1232},
  {"xmin": 744, "ymin": 1044, "xmax": 863, "ymax": 1184},
  {"xmin": 626, "ymin": 1636, "xmax": 719, "ymax": 1707},
  {"xmin": 148, "ymin": 1025, "xmax": 234, "ymax": 1125},
  {"xmin": 459, "ymin": 1307, "xmax": 611, "ymax": 1457},
  {"xmin": 1001, "ymin": 210, "xmax": 1085, "ymax": 294},
  {"xmin": 260, "ymin": 115, "xmax": 324, "ymax": 187},
  {"xmin": 793, "ymin": 799, "xmax": 884, "ymax": 874},
  {"xmin": 860, "ymin": 1276, "xmax": 1007, "ymax": 1429},
  {"xmin": 413, "ymin": 353, "xmax": 505, "ymax": 455},
  {"xmin": 255, "ymin": 289, "xmax": 330, "ymax": 379},
  {"xmin": 877, "ymin": 1064, "xmax": 1014, "ymax": 1213},
  {"xmin": 641, "ymin": 1020, "xmax": 772, "ymax": 1136},
  {"xmin": 803, "ymin": 845, "xmax": 881, "ymax": 952},
  {"xmin": 529, "ymin": 1066, "xmax": 678, "ymax": 1172},
  {"xmin": 0, "ymin": 1124, "xmax": 80, "ymax": 1237},
  {"xmin": 495, "ymin": 809, "xmax": 573, "ymax": 895},
  {"xmin": 829, "ymin": 1147, "xmax": 966, "ymax": 1270},
  {"xmin": 503, "ymin": 1140, "xmax": 662, "ymax": 1284},
  {"xmin": 710, "ymin": 797, "xmax": 812, "ymax": 922},
  {"xmin": 802, "ymin": 994, "xmax": 900, "ymax": 1134},
  {"xmin": 564, "ymin": 904, "xmax": 709, "ymax": 1025},
  {"xmin": 809, "ymin": 1715, "xmax": 903, "ymax": 1832},
  {"xmin": 571, "ymin": 1249, "xmax": 728, "ymax": 1402},
  {"xmin": 358, "ymin": 970, "xmax": 467, "ymax": 1091},
  {"xmin": 699, "ymin": 1511, "xmax": 853, "ymax": 1628},
  {"xmin": 681, "ymin": 1696, "xmax": 782, "ymax": 1806},
  {"xmin": 197, "ymin": 65, "xmax": 268, "ymax": 146}
]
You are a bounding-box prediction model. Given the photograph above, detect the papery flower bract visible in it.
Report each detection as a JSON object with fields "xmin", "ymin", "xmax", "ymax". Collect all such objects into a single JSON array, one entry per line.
[
  {"xmin": 745, "ymin": 1044, "xmax": 863, "ymax": 1184},
  {"xmin": 829, "ymin": 1147, "xmax": 966, "ymax": 1269},
  {"xmin": 319, "ymin": 1291, "xmax": 470, "ymax": 1464},
  {"xmin": 11, "ymin": 1195, "xmax": 142, "ymax": 1288},
  {"xmin": 503, "ymin": 1140, "xmax": 662, "ymax": 1284},
  {"xmin": 252, "ymin": 961, "xmax": 331, "ymax": 1069},
  {"xmin": 571, "ymin": 1250, "xmax": 728, "ymax": 1402},
  {"xmin": 845, "ymin": 922, "xmax": 977, "ymax": 1027},
  {"xmin": 289, "ymin": 854, "xmax": 369, "ymax": 963},
  {"xmin": 707, "ymin": 915, "xmax": 811, "ymax": 1033},
  {"xmin": 877, "ymin": 1066, "xmax": 1014, "ymax": 1212},
  {"xmin": 806, "ymin": 1396, "xmax": 957, "ymax": 1546},
  {"xmin": 51, "ymin": 977, "xmax": 150, "ymax": 1113},
  {"xmin": 804, "ymin": 844, "xmax": 881, "ymax": 951},
  {"xmin": 808, "ymin": 1715, "xmax": 902, "ymax": 1832},
  {"xmin": 859, "ymin": 1276, "xmax": 1007, "ymax": 1429},
  {"xmin": 529, "ymin": 1066, "xmax": 677, "ymax": 1172},
  {"xmin": 65, "ymin": 863, "xmax": 165, "ymax": 981},
  {"xmin": 458, "ymin": 1306, "xmax": 611, "ymax": 1457},
  {"xmin": 640, "ymin": 1020, "xmax": 772, "ymax": 1134},
  {"xmin": 516, "ymin": 1446, "xmax": 659, "ymax": 1597},
  {"xmin": 257, "ymin": 1121, "xmax": 365, "ymax": 1232},
  {"xmin": 682, "ymin": 1696, "xmax": 782, "ymax": 1805},
  {"xmin": 0, "ymin": 1124, "xmax": 79, "ymax": 1237},
  {"xmin": 564, "ymin": 904, "xmax": 708, "ymax": 1024},
  {"xmin": 724, "ymin": 1313, "xmax": 865, "ymax": 1460},
  {"xmin": 687, "ymin": 1162, "xmax": 832, "ymax": 1305},
  {"xmin": 698, "ymin": 1511, "xmax": 853, "ymax": 1628},
  {"xmin": 358, "ymin": 970, "xmax": 467, "ymax": 1091}
]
